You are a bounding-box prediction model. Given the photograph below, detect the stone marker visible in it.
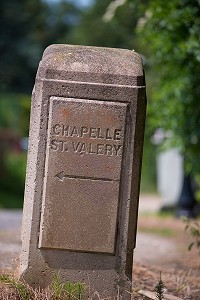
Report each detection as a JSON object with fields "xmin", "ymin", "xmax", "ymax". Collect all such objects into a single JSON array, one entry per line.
[{"xmin": 20, "ymin": 44, "xmax": 146, "ymax": 299}]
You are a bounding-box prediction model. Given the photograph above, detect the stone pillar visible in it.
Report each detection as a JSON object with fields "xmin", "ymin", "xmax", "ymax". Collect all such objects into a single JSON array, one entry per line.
[{"xmin": 20, "ymin": 45, "xmax": 146, "ymax": 299}]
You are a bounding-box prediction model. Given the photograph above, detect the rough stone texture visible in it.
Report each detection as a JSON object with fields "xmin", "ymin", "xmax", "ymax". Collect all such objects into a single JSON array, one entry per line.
[
  {"xmin": 39, "ymin": 98, "xmax": 127, "ymax": 254},
  {"xmin": 19, "ymin": 44, "xmax": 146, "ymax": 299}
]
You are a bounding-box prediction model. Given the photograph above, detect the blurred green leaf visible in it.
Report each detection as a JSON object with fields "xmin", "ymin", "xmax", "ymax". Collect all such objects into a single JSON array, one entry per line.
[{"xmin": 136, "ymin": 0, "xmax": 200, "ymax": 175}]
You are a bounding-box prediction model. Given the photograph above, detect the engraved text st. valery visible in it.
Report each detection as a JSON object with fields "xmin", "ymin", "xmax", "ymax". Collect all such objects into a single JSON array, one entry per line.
[{"xmin": 49, "ymin": 124, "xmax": 124, "ymax": 157}]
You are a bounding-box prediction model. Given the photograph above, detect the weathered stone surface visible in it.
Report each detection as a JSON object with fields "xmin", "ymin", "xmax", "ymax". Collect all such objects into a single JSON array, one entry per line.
[
  {"xmin": 19, "ymin": 45, "xmax": 146, "ymax": 299},
  {"xmin": 39, "ymin": 97, "xmax": 127, "ymax": 254}
]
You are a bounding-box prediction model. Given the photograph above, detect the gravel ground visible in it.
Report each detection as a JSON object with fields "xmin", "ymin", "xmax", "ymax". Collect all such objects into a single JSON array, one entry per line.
[
  {"xmin": 0, "ymin": 210, "xmax": 22, "ymax": 273},
  {"xmin": 0, "ymin": 195, "xmax": 199, "ymax": 299}
]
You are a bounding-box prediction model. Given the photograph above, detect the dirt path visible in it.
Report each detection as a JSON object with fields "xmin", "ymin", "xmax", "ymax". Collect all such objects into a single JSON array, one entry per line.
[
  {"xmin": 0, "ymin": 195, "xmax": 199, "ymax": 299},
  {"xmin": 0, "ymin": 210, "xmax": 21, "ymax": 273},
  {"xmin": 136, "ymin": 195, "xmax": 200, "ymax": 273},
  {"xmin": 0, "ymin": 197, "xmax": 199, "ymax": 273},
  {"xmin": 133, "ymin": 195, "xmax": 200, "ymax": 299}
]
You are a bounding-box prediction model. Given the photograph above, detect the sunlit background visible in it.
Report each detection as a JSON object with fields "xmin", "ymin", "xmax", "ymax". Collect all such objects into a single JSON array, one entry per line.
[{"xmin": 1, "ymin": 0, "xmax": 200, "ymax": 216}]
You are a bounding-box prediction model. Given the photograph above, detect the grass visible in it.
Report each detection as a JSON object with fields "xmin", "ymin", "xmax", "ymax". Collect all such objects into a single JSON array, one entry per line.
[
  {"xmin": 139, "ymin": 227, "xmax": 175, "ymax": 237},
  {"xmin": 139, "ymin": 210, "xmax": 174, "ymax": 218},
  {"xmin": 51, "ymin": 273, "xmax": 85, "ymax": 300},
  {"xmin": 1, "ymin": 270, "xmax": 198, "ymax": 300},
  {"xmin": 0, "ymin": 274, "xmax": 31, "ymax": 300},
  {"xmin": 0, "ymin": 273, "xmax": 86, "ymax": 300},
  {"xmin": 138, "ymin": 211, "xmax": 181, "ymax": 237},
  {"xmin": 154, "ymin": 272, "xmax": 165, "ymax": 300}
]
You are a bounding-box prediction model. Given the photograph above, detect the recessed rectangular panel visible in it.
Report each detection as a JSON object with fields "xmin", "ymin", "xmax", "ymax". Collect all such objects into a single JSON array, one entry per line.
[{"xmin": 39, "ymin": 97, "xmax": 128, "ymax": 254}]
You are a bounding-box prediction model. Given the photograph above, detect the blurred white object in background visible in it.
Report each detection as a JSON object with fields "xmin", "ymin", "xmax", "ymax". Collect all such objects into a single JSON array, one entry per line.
[{"xmin": 157, "ymin": 148, "xmax": 183, "ymax": 208}]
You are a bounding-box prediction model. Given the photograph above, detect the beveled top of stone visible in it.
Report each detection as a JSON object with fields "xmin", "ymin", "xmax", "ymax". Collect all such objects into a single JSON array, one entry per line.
[{"xmin": 37, "ymin": 44, "xmax": 144, "ymax": 86}]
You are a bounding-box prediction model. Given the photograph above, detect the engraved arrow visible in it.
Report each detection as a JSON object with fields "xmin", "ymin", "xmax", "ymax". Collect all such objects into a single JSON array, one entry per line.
[{"xmin": 55, "ymin": 171, "xmax": 118, "ymax": 182}]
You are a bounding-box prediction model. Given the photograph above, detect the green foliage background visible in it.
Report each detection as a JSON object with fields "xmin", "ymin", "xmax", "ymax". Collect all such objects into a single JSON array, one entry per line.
[
  {"xmin": 0, "ymin": 94, "xmax": 30, "ymax": 207},
  {"xmin": 0, "ymin": 0, "xmax": 82, "ymax": 207},
  {"xmin": 7, "ymin": 0, "xmax": 200, "ymax": 207},
  {"xmin": 136, "ymin": 0, "xmax": 200, "ymax": 175}
]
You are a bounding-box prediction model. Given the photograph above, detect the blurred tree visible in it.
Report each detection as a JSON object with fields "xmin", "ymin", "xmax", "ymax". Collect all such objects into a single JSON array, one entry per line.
[
  {"xmin": 69, "ymin": 0, "xmax": 146, "ymax": 49},
  {"xmin": 0, "ymin": 0, "xmax": 80, "ymax": 93},
  {"xmin": 0, "ymin": 94, "xmax": 31, "ymax": 207},
  {"xmin": 0, "ymin": 0, "xmax": 81, "ymax": 207},
  {"xmin": 136, "ymin": 0, "xmax": 200, "ymax": 174},
  {"xmin": 69, "ymin": 0, "xmax": 156, "ymax": 193}
]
